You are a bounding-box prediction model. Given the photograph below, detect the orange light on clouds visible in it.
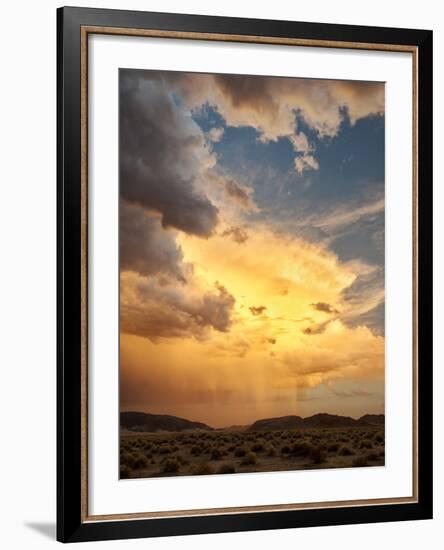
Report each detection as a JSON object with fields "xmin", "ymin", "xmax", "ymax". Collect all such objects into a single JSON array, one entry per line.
[{"xmin": 120, "ymin": 225, "xmax": 384, "ymax": 427}]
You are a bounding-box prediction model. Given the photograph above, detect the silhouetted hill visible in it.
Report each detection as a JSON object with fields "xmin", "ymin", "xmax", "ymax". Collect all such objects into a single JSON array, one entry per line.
[
  {"xmin": 121, "ymin": 411, "xmax": 385, "ymax": 433},
  {"xmin": 358, "ymin": 414, "xmax": 385, "ymax": 425},
  {"xmin": 247, "ymin": 413, "xmax": 385, "ymax": 431},
  {"xmin": 120, "ymin": 411, "xmax": 213, "ymax": 433},
  {"xmin": 302, "ymin": 413, "xmax": 361, "ymax": 428},
  {"xmin": 248, "ymin": 415, "xmax": 304, "ymax": 431}
]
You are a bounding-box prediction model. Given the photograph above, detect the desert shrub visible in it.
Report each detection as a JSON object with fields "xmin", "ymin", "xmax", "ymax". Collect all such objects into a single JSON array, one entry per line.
[
  {"xmin": 121, "ymin": 451, "xmax": 136, "ymax": 469},
  {"xmin": 327, "ymin": 442, "xmax": 340, "ymax": 452},
  {"xmin": 352, "ymin": 455, "xmax": 369, "ymax": 467},
  {"xmin": 241, "ymin": 451, "xmax": 257, "ymax": 465},
  {"xmin": 132, "ymin": 452, "xmax": 149, "ymax": 469},
  {"xmin": 374, "ymin": 433, "xmax": 384, "ymax": 444},
  {"xmin": 217, "ymin": 463, "xmax": 236, "ymax": 474},
  {"xmin": 192, "ymin": 462, "xmax": 215, "ymax": 475},
  {"xmin": 120, "ymin": 464, "xmax": 131, "ymax": 478},
  {"xmin": 234, "ymin": 447, "xmax": 246, "ymax": 457},
  {"xmin": 227, "ymin": 444, "xmax": 236, "ymax": 452},
  {"xmin": 366, "ymin": 450, "xmax": 380, "ymax": 461},
  {"xmin": 280, "ymin": 444, "xmax": 291, "ymax": 454},
  {"xmin": 190, "ymin": 445, "xmax": 201, "ymax": 456},
  {"xmin": 251, "ymin": 440, "xmax": 265, "ymax": 452},
  {"xmin": 360, "ymin": 439, "xmax": 373, "ymax": 449},
  {"xmin": 161, "ymin": 458, "xmax": 180, "ymax": 474},
  {"xmin": 266, "ymin": 444, "xmax": 277, "ymax": 457},
  {"xmin": 159, "ymin": 445, "xmax": 173, "ymax": 455},
  {"xmin": 210, "ymin": 447, "xmax": 223, "ymax": 460},
  {"xmin": 309, "ymin": 445, "xmax": 326, "ymax": 464},
  {"xmin": 289, "ymin": 442, "xmax": 312, "ymax": 457},
  {"xmin": 338, "ymin": 445, "xmax": 354, "ymax": 456}
]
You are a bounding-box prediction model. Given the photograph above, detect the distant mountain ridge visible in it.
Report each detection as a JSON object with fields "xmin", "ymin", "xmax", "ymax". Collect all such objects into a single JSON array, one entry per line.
[
  {"xmin": 121, "ymin": 411, "xmax": 385, "ymax": 433},
  {"xmin": 358, "ymin": 414, "xmax": 385, "ymax": 425},
  {"xmin": 248, "ymin": 413, "xmax": 385, "ymax": 432},
  {"xmin": 120, "ymin": 411, "xmax": 213, "ymax": 433},
  {"xmin": 247, "ymin": 415, "xmax": 304, "ymax": 432}
]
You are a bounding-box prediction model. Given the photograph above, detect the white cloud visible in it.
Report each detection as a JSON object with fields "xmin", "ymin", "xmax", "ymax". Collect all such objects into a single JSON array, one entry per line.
[{"xmin": 206, "ymin": 126, "xmax": 225, "ymax": 142}]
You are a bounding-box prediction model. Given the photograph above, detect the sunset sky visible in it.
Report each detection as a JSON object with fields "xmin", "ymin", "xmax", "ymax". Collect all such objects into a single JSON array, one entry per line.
[{"xmin": 119, "ymin": 69, "xmax": 385, "ymax": 428}]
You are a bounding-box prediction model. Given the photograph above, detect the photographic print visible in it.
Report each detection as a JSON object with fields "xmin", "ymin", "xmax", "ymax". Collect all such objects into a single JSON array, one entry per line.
[{"xmin": 119, "ymin": 68, "xmax": 385, "ymax": 479}]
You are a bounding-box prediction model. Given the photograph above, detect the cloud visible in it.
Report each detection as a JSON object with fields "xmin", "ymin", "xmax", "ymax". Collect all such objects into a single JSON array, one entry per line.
[
  {"xmin": 206, "ymin": 126, "xmax": 224, "ymax": 142},
  {"xmin": 310, "ymin": 302, "xmax": 339, "ymax": 314},
  {"xmin": 340, "ymin": 265, "xmax": 385, "ymax": 333},
  {"xmin": 294, "ymin": 154, "xmax": 320, "ymax": 174},
  {"xmin": 279, "ymin": 321, "xmax": 384, "ymax": 387},
  {"xmin": 290, "ymin": 132, "xmax": 320, "ymax": 174},
  {"xmin": 221, "ymin": 226, "xmax": 248, "ymax": 243},
  {"xmin": 290, "ymin": 132, "xmax": 312, "ymax": 155},
  {"xmin": 121, "ymin": 222, "xmax": 385, "ymax": 425},
  {"xmin": 120, "ymin": 71, "xmax": 219, "ymax": 237},
  {"xmin": 224, "ymin": 178, "xmax": 254, "ymax": 207},
  {"xmin": 207, "ymin": 74, "xmax": 382, "ymax": 139},
  {"xmin": 160, "ymin": 72, "xmax": 384, "ymax": 172},
  {"xmin": 120, "ymin": 200, "xmax": 188, "ymax": 281},
  {"xmin": 249, "ymin": 305, "xmax": 267, "ymax": 316},
  {"xmin": 311, "ymin": 197, "xmax": 385, "ymax": 231},
  {"xmin": 302, "ymin": 320, "xmax": 332, "ymax": 335},
  {"xmin": 329, "ymin": 386, "xmax": 372, "ymax": 398},
  {"xmin": 121, "ymin": 272, "xmax": 235, "ymax": 341},
  {"xmin": 118, "ymin": 69, "xmax": 386, "ymax": 426}
]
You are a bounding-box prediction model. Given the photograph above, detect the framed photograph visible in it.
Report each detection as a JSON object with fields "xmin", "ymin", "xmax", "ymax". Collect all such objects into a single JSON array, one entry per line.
[{"xmin": 57, "ymin": 6, "xmax": 433, "ymax": 543}]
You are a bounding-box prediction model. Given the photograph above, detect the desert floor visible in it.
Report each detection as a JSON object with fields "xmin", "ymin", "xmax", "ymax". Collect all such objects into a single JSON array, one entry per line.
[{"xmin": 120, "ymin": 426, "xmax": 385, "ymax": 479}]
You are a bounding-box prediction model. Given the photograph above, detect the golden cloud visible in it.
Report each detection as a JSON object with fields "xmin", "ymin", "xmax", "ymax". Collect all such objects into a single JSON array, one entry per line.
[{"xmin": 120, "ymin": 224, "xmax": 384, "ymax": 425}]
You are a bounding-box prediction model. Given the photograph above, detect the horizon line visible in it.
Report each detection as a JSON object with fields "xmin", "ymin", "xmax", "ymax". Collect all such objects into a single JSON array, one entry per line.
[{"xmin": 120, "ymin": 409, "xmax": 385, "ymax": 430}]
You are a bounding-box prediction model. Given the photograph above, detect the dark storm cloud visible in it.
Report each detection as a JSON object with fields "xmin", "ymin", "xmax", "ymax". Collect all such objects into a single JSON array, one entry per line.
[
  {"xmin": 121, "ymin": 276, "xmax": 236, "ymax": 341},
  {"xmin": 310, "ymin": 302, "xmax": 339, "ymax": 314},
  {"xmin": 120, "ymin": 71, "xmax": 218, "ymax": 237},
  {"xmin": 120, "ymin": 200, "xmax": 188, "ymax": 281}
]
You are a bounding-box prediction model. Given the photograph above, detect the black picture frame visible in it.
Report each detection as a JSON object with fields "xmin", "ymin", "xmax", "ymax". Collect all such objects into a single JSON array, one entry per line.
[{"xmin": 57, "ymin": 6, "xmax": 433, "ymax": 543}]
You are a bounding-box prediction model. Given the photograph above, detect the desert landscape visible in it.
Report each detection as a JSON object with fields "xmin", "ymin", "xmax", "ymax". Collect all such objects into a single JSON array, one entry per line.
[{"xmin": 120, "ymin": 412, "xmax": 385, "ymax": 479}]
